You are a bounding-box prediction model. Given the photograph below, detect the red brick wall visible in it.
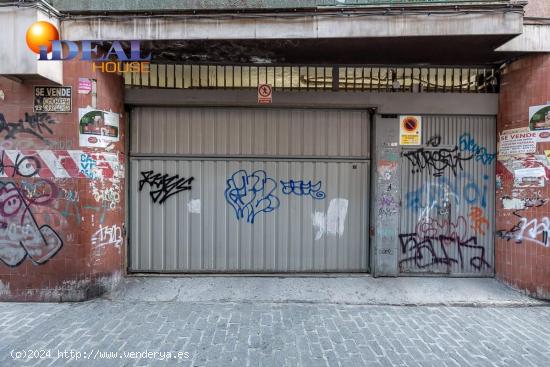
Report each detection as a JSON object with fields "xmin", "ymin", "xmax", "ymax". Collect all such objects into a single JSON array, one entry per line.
[
  {"xmin": 0, "ymin": 60, "xmax": 125, "ymax": 301},
  {"xmin": 525, "ymin": 0, "xmax": 550, "ymax": 19},
  {"xmin": 496, "ymin": 54, "xmax": 550, "ymax": 300}
]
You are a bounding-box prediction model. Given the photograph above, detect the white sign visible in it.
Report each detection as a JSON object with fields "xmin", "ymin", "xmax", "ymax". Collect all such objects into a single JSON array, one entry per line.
[{"xmin": 499, "ymin": 131, "xmax": 537, "ymax": 155}]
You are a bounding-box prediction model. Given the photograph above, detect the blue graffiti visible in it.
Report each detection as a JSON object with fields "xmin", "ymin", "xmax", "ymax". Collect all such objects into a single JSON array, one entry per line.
[
  {"xmin": 280, "ymin": 180, "xmax": 326, "ymax": 200},
  {"xmin": 225, "ymin": 170, "xmax": 280, "ymax": 223},
  {"xmin": 79, "ymin": 153, "xmax": 97, "ymax": 179},
  {"xmin": 406, "ymin": 174, "xmax": 489, "ymax": 212},
  {"xmin": 458, "ymin": 133, "xmax": 496, "ymax": 165}
]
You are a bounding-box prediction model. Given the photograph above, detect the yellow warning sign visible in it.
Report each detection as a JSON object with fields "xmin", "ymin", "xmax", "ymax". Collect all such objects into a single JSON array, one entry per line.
[{"xmin": 399, "ymin": 115, "xmax": 422, "ymax": 145}]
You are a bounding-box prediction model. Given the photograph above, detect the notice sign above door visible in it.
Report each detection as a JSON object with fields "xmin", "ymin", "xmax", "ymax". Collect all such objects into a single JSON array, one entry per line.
[
  {"xmin": 399, "ymin": 115, "xmax": 422, "ymax": 145},
  {"xmin": 33, "ymin": 86, "xmax": 72, "ymax": 113}
]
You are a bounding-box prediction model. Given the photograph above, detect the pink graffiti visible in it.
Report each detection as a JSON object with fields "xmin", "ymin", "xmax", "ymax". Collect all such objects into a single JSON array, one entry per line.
[
  {"xmin": 415, "ymin": 216, "xmax": 469, "ymax": 242},
  {"xmin": 0, "ymin": 182, "xmax": 63, "ymax": 267}
]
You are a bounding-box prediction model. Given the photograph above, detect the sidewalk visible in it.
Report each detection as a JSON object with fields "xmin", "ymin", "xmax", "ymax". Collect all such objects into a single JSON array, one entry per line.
[
  {"xmin": 1, "ymin": 276, "xmax": 550, "ymax": 366},
  {"xmin": 108, "ymin": 276, "xmax": 546, "ymax": 307}
]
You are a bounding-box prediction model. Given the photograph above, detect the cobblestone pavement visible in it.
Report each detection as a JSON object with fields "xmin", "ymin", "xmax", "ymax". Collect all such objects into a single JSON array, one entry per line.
[{"xmin": 1, "ymin": 300, "xmax": 550, "ymax": 367}]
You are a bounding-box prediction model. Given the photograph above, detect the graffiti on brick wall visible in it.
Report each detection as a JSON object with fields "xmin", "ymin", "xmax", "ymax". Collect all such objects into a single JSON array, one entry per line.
[
  {"xmin": 91, "ymin": 180, "xmax": 121, "ymax": 210},
  {"xmin": 403, "ymin": 136, "xmax": 474, "ymax": 177},
  {"xmin": 497, "ymin": 195, "xmax": 550, "ymax": 248},
  {"xmin": 0, "ymin": 150, "xmax": 122, "ymax": 179},
  {"xmin": 0, "ymin": 112, "xmax": 57, "ymax": 141},
  {"xmin": 497, "ymin": 217, "xmax": 550, "ymax": 248},
  {"xmin": 139, "ymin": 170, "xmax": 194, "ymax": 204},
  {"xmin": 0, "ymin": 182, "xmax": 63, "ymax": 267},
  {"xmin": 225, "ymin": 170, "xmax": 280, "ymax": 224},
  {"xmin": 0, "ymin": 151, "xmax": 41, "ymax": 178},
  {"xmin": 91, "ymin": 224, "xmax": 123, "ymax": 249}
]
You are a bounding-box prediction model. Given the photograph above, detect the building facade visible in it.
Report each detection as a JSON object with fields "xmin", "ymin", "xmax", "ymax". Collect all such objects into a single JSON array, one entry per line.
[{"xmin": 0, "ymin": 0, "xmax": 548, "ymax": 301}]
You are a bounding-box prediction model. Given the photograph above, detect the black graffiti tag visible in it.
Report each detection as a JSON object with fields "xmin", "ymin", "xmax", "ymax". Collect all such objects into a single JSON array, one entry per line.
[
  {"xmin": 139, "ymin": 170, "xmax": 194, "ymax": 204},
  {"xmin": 399, "ymin": 233, "xmax": 491, "ymax": 271},
  {"xmin": 0, "ymin": 112, "xmax": 57, "ymax": 141},
  {"xmin": 403, "ymin": 136, "xmax": 474, "ymax": 177},
  {"xmin": 0, "ymin": 151, "xmax": 41, "ymax": 177}
]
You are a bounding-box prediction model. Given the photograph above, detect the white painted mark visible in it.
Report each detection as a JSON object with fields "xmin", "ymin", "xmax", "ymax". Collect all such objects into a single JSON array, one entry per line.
[
  {"xmin": 187, "ymin": 199, "xmax": 201, "ymax": 214},
  {"xmin": 312, "ymin": 198, "xmax": 349, "ymax": 240}
]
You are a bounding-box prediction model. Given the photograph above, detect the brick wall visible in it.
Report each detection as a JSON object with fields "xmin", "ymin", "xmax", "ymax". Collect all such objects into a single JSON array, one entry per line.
[
  {"xmin": 496, "ymin": 53, "xmax": 550, "ymax": 300},
  {"xmin": 0, "ymin": 60, "xmax": 125, "ymax": 301}
]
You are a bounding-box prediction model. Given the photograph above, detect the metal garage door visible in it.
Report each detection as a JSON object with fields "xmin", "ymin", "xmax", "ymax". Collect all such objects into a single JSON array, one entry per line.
[
  {"xmin": 129, "ymin": 107, "xmax": 370, "ymax": 273},
  {"xmin": 399, "ymin": 115, "xmax": 496, "ymax": 276}
]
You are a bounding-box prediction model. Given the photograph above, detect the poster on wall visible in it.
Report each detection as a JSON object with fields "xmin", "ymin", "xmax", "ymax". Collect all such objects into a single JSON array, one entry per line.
[
  {"xmin": 529, "ymin": 103, "xmax": 550, "ymax": 131},
  {"xmin": 399, "ymin": 115, "xmax": 421, "ymax": 145},
  {"xmin": 78, "ymin": 107, "xmax": 120, "ymax": 148},
  {"xmin": 498, "ymin": 131, "xmax": 537, "ymax": 155},
  {"xmin": 33, "ymin": 86, "xmax": 72, "ymax": 113}
]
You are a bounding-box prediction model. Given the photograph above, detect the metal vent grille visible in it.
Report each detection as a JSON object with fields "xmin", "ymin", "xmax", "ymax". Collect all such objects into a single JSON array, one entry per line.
[{"xmin": 124, "ymin": 64, "xmax": 499, "ymax": 93}]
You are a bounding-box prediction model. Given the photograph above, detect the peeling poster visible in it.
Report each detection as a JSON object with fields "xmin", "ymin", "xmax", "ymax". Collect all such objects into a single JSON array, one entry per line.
[{"xmin": 79, "ymin": 107, "xmax": 120, "ymax": 148}]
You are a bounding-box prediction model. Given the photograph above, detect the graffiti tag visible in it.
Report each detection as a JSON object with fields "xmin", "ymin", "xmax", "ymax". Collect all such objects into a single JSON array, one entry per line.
[
  {"xmin": 0, "ymin": 151, "xmax": 41, "ymax": 178},
  {"xmin": 399, "ymin": 233, "xmax": 490, "ymax": 271},
  {"xmin": 280, "ymin": 180, "xmax": 326, "ymax": 199},
  {"xmin": 139, "ymin": 170, "xmax": 194, "ymax": 204},
  {"xmin": 403, "ymin": 136, "xmax": 474, "ymax": 177},
  {"xmin": 0, "ymin": 112, "xmax": 57, "ymax": 141},
  {"xmin": 225, "ymin": 170, "xmax": 280, "ymax": 223},
  {"xmin": 458, "ymin": 133, "xmax": 496, "ymax": 165}
]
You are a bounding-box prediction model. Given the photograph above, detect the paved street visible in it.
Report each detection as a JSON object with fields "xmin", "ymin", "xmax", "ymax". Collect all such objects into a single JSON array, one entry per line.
[{"xmin": 1, "ymin": 299, "xmax": 550, "ymax": 367}]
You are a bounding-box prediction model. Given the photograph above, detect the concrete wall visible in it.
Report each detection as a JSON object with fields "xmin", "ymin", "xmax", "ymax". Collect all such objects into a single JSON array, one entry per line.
[
  {"xmin": 495, "ymin": 53, "xmax": 550, "ymax": 300},
  {"xmin": 125, "ymin": 89, "xmax": 500, "ymax": 116},
  {"xmin": 61, "ymin": 11, "xmax": 523, "ymax": 41},
  {"xmin": 525, "ymin": 0, "xmax": 550, "ymax": 18},
  {"xmin": 0, "ymin": 7, "xmax": 62, "ymax": 84},
  {"xmin": 0, "ymin": 60, "xmax": 125, "ymax": 301}
]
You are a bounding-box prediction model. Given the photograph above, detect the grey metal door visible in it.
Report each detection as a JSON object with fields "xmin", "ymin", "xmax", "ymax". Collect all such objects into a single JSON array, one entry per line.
[
  {"xmin": 129, "ymin": 107, "xmax": 370, "ymax": 273},
  {"xmin": 399, "ymin": 115, "xmax": 496, "ymax": 275}
]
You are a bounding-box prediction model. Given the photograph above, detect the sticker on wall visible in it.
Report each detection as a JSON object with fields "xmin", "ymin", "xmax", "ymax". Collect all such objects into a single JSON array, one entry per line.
[
  {"xmin": 33, "ymin": 86, "xmax": 72, "ymax": 113},
  {"xmin": 498, "ymin": 131, "xmax": 536, "ymax": 155},
  {"xmin": 78, "ymin": 107, "xmax": 120, "ymax": 148},
  {"xmin": 78, "ymin": 78, "xmax": 93, "ymax": 94},
  {"xmin": 399, "ymin": 115, "xmax": 421, "ymax": 145},
  {"xmin": 529, "ymin": 103, "xmax": 550, "ymax": 131}
]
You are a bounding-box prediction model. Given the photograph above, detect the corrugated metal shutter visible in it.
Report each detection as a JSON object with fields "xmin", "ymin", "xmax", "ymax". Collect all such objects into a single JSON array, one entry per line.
[
  {"xmin": 129, "ymin": 107, "xmax": 370, "ymax": 273},
  {"xmin": 399, "ymin": 115, "xmax": 496, "ymax": 276},
  {"xmin": 131, "ymin": 107, "xmax": 370, "ymax": 158}
]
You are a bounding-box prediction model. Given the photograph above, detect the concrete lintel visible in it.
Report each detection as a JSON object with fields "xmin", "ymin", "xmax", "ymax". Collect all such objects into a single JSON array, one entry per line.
[
  {"xmin": 496, "ymin": 24, "xmax": 550, "ymax": 52},
  {"xmin": 61, "ymin": 11, "xmax": 523, "ymax": 41},
  {"xmin": 125, "ymin": 88, "xmax": 499, "ymax": 116}
]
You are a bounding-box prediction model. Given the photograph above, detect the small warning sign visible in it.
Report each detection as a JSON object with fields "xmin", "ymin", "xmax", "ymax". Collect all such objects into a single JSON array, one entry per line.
[
  {"xmin": 399, "ymin": 115, "xmax": 422, "ymax": 145},
  {"xmin": 258, "ymin": 84, "xmax": 272, "ymax": 104}
]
